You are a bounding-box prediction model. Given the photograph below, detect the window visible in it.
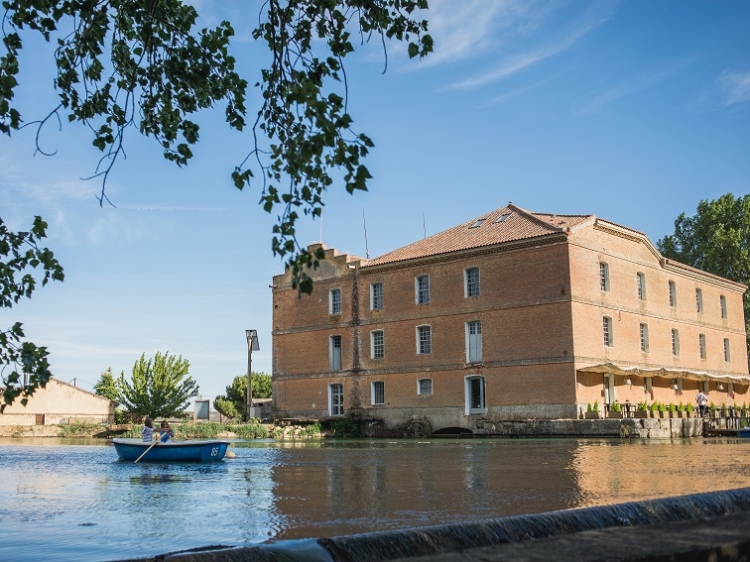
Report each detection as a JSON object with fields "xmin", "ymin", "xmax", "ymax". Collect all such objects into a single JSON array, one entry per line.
[
  {"xmin": 330, "ymin": 335, "xmax": 342, "ymax": 371},
  {"xmin": 329, "ymin": 384, "xmax": 343, "ymax": 416},
  {"xmin": 668, "ymin": 281, "xmax": 677, "ymax": 307},
  {"xmin": 720, "ymin": 295, "xmax": 727, "ymax": 319},
  {"xmin": 371, "ymin": 381, "xmax": 385, "ymax": 405},
  {"xmin": 329, "ymin": 289, "xmax": 342, "ymax": 315},
  {"xmin": 603, "ymin": 316, "xmax": 613, "ymax": 347},
  {"xmin": 417, "ymin": 325, "xmax": 432, "ymax": 354},
  {"xmin": 671, "ymin": 329, "xmax": 680, "ymax": 357},
  {"xmin": 724, "ymin": 338, "xmax": 731, "ymax": 362},
  {"xmin": 466, "ymin": 321, "xmax": 482, "ymax": 363},
  {"xmin": 699, "ymin": 333, "xmax": 706, "ymax": 359},
  {"xmin": 600, "ymin": 262, "xmax": 610, "ymax": 292},
  {"xmin": 370, "ymin": 282, "xmax": 383, "ymax": 310},
  {"xmin": 636, "ymin": 272, "xmax": 646, "ymax": 300},
  {"xmin": 416, "ymin": 275, "xmax": 430, "ymax": 304},
  {"xmin": 465, "ymin": 375, "xmax": 486, "ymax": 414},
  {"xmin": 696, "ymin": 288, "xmax": 703, "ymax": 313},
  {"xmin": 469, "ymin": 218, "xmax": 486, "ymax": 228},
  {"xmin": 495, "ymin": 213, "xmax": 511, "ymax": 223},
  {"xmin": 640, "ymin": 323, "xmax": 649, "ymax": 353},
  {"xmin": 418, "ymin": 379, "xmax": 432, "ymax": 395},
  {"xmin": 465, "ymin": 267, "xmax": 480, "ymax": 297},
  {"xmin": 371, "ymin": 330, "xmax": 384, "ymax": 359}
]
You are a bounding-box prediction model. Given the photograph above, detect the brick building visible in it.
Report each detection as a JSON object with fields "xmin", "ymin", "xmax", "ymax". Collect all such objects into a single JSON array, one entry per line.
[{"xmin": 271, "ymin": 204, "xmax": 749, "ymax": 430}]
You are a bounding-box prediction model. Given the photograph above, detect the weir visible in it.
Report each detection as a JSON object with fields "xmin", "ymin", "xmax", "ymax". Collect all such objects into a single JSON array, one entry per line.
[{"xmin": 128, "ymin": 487, "xmax": 750, "ymax": 562}]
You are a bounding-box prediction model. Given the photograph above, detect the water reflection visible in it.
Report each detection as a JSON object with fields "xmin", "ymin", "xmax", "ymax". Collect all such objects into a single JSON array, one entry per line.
[{"xmin": 1, "ymin": 437, "xmax": 750, "ymax": 561}]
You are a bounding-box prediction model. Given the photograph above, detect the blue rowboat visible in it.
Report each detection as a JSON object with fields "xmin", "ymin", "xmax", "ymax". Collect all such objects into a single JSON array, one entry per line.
[
  {"xmin": 112, "ymin": 438, "xmax": 230, "ymax": 462},
  {"xmin": 738, "ymin": 427, "xmax": 750, "ymax": 438}
]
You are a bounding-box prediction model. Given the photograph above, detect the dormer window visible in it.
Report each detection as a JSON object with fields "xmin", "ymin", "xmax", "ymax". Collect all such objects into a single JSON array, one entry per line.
[
  {"xmin": 495, "ymin": 213, "xmax": 511, "ymax": 223},
  {"xmin": 469, "ymin": 218, "xmax": 486, "ymax": 229}
]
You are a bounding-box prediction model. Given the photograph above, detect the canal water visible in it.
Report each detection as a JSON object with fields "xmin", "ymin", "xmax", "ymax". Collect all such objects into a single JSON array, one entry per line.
[{"xmin": 2, "ymin": 436, "xmax": 750, "ymax": 561}]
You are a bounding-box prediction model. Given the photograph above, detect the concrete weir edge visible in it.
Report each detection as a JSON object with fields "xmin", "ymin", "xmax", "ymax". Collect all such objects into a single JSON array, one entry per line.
[{"xmin": 118, "ymin": 487, "xmax": 750, "ymax": 562}]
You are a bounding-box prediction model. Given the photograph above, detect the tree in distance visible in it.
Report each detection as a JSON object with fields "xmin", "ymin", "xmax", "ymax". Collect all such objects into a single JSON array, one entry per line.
[
  {"xmin": 658, "ymin": 193, "xmax": 750, "ymax": 359},
  {"xmin": 0, "ymin": 0, "xmax": 432, "ymax": 406},
  {"xmin": 116, "ymin": 351, "xmax": 199, "ymax": 419},
  {"xmin": 214, "ymin": 373, "xmax": 272, "ymax": 421}
]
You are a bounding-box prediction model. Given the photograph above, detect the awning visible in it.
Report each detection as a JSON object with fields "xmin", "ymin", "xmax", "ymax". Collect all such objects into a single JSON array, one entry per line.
[{"xmin": 578, "ymin": 362, "xmax": 750, "ymax": 384}]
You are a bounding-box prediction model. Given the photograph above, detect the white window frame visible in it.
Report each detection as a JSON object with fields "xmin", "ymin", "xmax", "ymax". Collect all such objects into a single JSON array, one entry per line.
[
  {"xmin": 370, "ymin": 330, "xmax": 384, "ymax": 359},
  {"xmin": 671, "ymin": 329, "xmax": 680, "ymax": 357},
  {"xmin": 464, "ymin": 375, "xmax": 486, "ymax": 415},
  {"xmin": 330, "ymin": 335, "xmax": 342, "ymax": 371},
  {"xmin": 696, "ymin": 288, "xmax": 703, "ymax": 313},
  {"xmin": 465, "ymin": 267, "xmax": 480, "ymax": 298},
  {"xmin": 636, "ymin": 272, "xmax": 646, "ymax": 301},
  {"xmin": 329, "ymin": 288, "xmax": 342, "ymax": 315},
  {"xmin": 699, "ymin": 333, "xmax": 706, "ymax": 359},
  {"xmin": 371, "ymin": 381, "xmax": 385, "ymax": 405},
  {"xmin": 466, "ymin": 320, "xmax": 482, "ymax": 363},
  {"xmin": 724, "ymin": 338, "xmax": 731, "ymax": 362},
  {"xmin": 416, "ymin": 325, "xmax": 432, "ymax": 355},
  {"xmin": 668, "ymin": 281, "xmax": 677, "ymax": 307},
  {"xmin": 416, "ymin": 275, "xmax": 430, "ymax": 304},
  {"xmin": 370, "ymin": 282, "xmax": 383, "ymax": 311},
  {"xmin": 600, "ymin": 262, "xmax": 610, "ymax": 292},
  {"xmin": 640, "ymin": 323, "xmax": 649, "ymax": 353},
  {"xmin": 720, "ymin": 295, "xmax": 727, "ymax": 319},
  {"xmin": 329, "ymin": 383, "xmax": 344, "ymax": 417},
  {"xmin": 417, "ymin": 378, "xmax": 432, "ymax": 396},
  {"xmin": 603, "ymin": 316, "xmax": 613, "ymax": 347}
]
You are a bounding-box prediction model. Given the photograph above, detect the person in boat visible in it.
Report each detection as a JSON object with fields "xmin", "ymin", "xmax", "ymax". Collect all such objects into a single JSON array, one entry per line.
[
  {"xmin": 159, "ymin": 420, "xmax": 174, "ymax": 443},
  {"xmin": 141, "ymin": 417, "xmax": 170, "ymax": 443}
]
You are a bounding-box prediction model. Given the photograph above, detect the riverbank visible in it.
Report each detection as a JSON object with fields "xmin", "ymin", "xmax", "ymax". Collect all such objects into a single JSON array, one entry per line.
[{"xmin": 0, "ymin": 417, "xmax": 716, "ymax": 439}]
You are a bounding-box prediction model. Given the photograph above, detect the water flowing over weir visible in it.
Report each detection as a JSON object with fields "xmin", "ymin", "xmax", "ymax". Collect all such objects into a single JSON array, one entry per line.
[{"xmin": 138, "ymin": 488, "xmax": 750, "ymax": 562}]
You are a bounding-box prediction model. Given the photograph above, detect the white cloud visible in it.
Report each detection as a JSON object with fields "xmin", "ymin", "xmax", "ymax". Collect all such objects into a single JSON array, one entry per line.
[
  {"xmin": 719, "ymin": 70, "xmax": 750, "ymax": 107},
  {"xmin": 449, "ymin": 2, "xmax": 616, "ymax": 90}
]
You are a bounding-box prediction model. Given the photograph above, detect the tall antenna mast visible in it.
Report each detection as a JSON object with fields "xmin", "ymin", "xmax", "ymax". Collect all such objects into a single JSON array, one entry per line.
[
  {"xmin": 362, "ymin": 208, "xmax": 370, "ymax": 259},
  {"xmin": 422, "ymin": 212, "xmax": 427, "ymax": 239},
  {"xmin": 319, "ymin": 212, "xmax": 323, "ymax": 243}
]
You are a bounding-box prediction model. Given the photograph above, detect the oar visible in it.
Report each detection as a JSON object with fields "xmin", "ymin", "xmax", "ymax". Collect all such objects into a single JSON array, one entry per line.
[{"xmin": 134, "ymin": 437, "xmax": 160, "ymax": 464}]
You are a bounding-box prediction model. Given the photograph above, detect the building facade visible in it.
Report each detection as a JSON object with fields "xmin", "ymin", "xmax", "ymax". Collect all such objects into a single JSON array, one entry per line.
[{"xmin": 272, "ymin": 204, "xmax": 749, "ymax": 430}]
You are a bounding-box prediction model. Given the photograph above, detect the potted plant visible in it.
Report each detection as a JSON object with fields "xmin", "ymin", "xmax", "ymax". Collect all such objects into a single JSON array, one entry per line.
[
  {"xmin": 607, "ymin": 401, "xmax": 623, "ymax": 419},
  {"xmin": 634, "ymin": 401, "xmax": 649, "ymax": 419},
  {"xmin": 668, "ymin": 403, "xmax": 678, "ymax": 419},
  {"xmin": 585, "ymin": 401, "xmax": 601, "ymax": 420},
  {"xmin": 685, "ymin": 403, "xmax": 695, "ymax": 418},
  {"xmin": 658, "ymin": 402, "xmax": 667, "ymax": 418}
]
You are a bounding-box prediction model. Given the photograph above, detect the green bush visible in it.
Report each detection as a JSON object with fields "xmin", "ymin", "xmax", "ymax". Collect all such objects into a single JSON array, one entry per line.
[
  {"xmin": 302, "ymin": 422, "xmax": 322, "ymax": 436},
  {"xmin": 58, "ymin": 421, "xmax": 103, "ymax": 437},
  {"xmin": 231, "ymin": 421, "xmax": 269, "ymax": 439},
  {"xmin": 330, "ymin": 419, "xmax": 360, "ymax": 438},
  {"xmin": 592, "ymin": 401, "xmax": 599, "ymax": 412},
  {"xmin": 610, "ymin": 401, "xmax": 622, "ymax": 413},
  {"xmin": 636, "ymin": 402, "xmax": 648, "ymax": 411}
]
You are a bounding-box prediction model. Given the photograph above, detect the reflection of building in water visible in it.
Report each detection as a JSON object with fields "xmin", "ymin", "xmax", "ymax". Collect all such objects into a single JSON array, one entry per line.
[
  {"xmin": 269, "ymin": 442, "xmax": 579, "ymax": 540},
  {"xmin": 272, "ymin": 204, "xmax": 749, "ymax": 431}
]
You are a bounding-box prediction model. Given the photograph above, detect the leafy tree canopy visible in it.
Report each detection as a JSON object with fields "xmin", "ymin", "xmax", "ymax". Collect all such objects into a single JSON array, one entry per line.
[
  {"xmin": 116, "ymin": 351, "xmax": 198, "ymax": 418},
  {"xmin": 214, "ymin": 372, "xmax": 271, "ymax": 421},
  {"xmin": 657, "ymin": 193, "xmax": 750, "ymax": 357},
  {"xmin": 0, "ymin": 216, "xmax": 64, "ymax": 411},
  {"xmin": 1, "ymin": 0, "xmax": 432, "ymax": 293}
]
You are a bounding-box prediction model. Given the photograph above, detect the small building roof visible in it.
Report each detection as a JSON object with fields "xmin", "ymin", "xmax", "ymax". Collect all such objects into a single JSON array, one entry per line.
[{"xmin": 363, "ymin": 203, "xmax": 593, "ymax": 267}]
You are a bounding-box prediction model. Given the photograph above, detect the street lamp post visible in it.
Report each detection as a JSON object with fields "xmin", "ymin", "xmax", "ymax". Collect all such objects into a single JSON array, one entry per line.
[{"xmin": 245, "ymin": 329, "xmax": 259, "ymax": 422}]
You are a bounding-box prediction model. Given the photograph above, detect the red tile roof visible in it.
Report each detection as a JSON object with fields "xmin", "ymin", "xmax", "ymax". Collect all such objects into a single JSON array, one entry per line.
[{"xmin": 363, "ymin": 204, "xmax": 593, "ymax": 267}]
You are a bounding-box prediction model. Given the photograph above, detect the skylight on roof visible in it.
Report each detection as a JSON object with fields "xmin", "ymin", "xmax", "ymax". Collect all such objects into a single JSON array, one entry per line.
[
  {"xmin": 469, "ymin": 218, "xmax": 486, "ymax": 229},
  {"xmin": 494, "ymin": 213, "xmax": 511, "ymax": 223}
]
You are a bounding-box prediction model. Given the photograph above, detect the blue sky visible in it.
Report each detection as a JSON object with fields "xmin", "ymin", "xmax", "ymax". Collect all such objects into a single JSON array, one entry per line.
[{"xmin": 1, "ymin": 0, "xmax": 749, "ymax": 402}]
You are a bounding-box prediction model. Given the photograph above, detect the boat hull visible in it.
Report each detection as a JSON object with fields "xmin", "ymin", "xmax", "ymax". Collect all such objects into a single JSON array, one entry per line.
[{"xmin": 112, "ymin": 438, "xmax": 230, "ymax": 462}]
